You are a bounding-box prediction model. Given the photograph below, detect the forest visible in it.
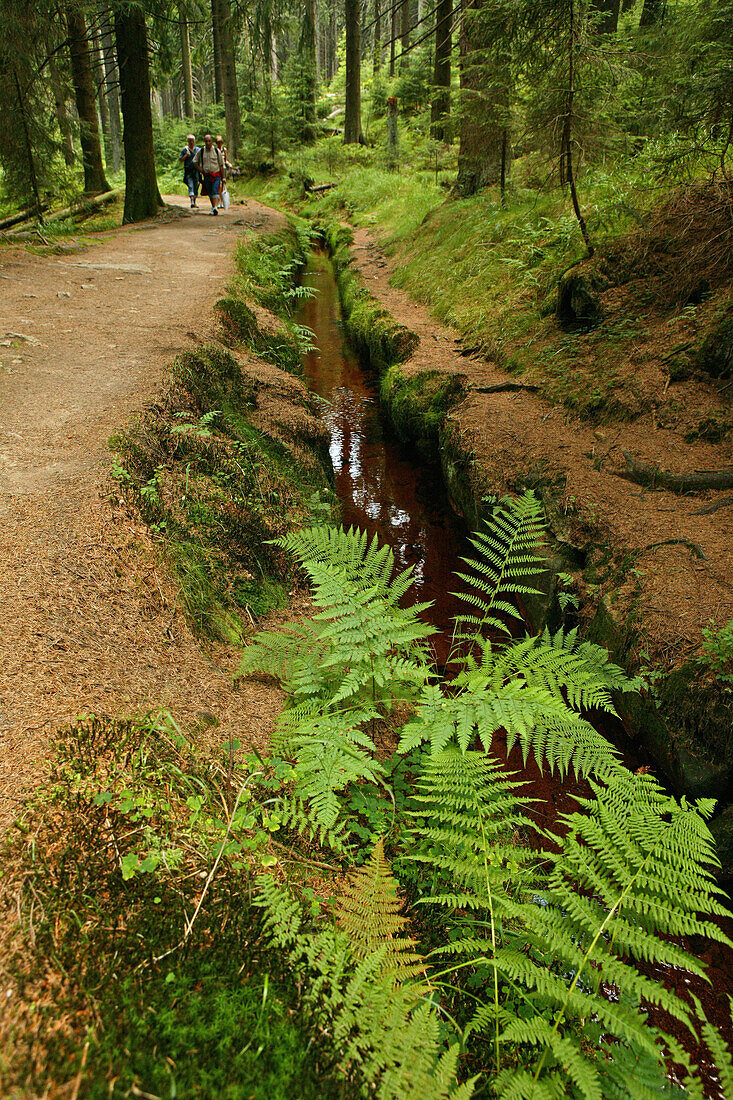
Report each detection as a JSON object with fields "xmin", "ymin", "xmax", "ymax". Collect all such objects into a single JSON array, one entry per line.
[{"xmin": 1, "ymin": 0, "xmax": 733, "ymax": 1098}]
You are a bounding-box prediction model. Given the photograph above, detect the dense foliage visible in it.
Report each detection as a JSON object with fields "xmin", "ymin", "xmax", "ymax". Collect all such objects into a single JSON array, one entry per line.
[{"xmin": 241, "ymin": 494, "xmax": 733, "ymax": 1097}]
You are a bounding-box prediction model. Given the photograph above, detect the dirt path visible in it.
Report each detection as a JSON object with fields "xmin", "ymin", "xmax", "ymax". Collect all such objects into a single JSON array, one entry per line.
[
  {"xmin": 351, "ymin": 228, "xmax": 733, "ymax": 664},
  {"xmin": 0, "ymin": 197, "xmax": 286, "ymax": 829}
]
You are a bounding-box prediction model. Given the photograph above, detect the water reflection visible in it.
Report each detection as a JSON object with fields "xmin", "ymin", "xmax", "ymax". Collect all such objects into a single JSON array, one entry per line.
[{"xmin": 298, "ymin": 254, "xmax": 469, "ymax": 664}]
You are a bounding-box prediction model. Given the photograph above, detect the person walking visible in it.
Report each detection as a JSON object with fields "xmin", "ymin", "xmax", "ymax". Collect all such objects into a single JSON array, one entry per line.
[
  {"xmin": 215, "ymin": 135, "xmax": 233, "ymax": 172},
  {"xmin": 194, "ymin": 133, "xmax": 226, "ymax": 215},
  {"xmin": 215, "ymin": 135, "xmax": 233, "ymax": 210},
  {"xmin": 178, "ymin": 134, "xmax": 200, "ymax": 209}
]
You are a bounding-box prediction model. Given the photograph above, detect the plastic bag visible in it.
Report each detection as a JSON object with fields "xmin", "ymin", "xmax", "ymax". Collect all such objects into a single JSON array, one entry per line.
[{"xmin": 221, "ymin": 187, "xmax": 231, "ymax": 211}]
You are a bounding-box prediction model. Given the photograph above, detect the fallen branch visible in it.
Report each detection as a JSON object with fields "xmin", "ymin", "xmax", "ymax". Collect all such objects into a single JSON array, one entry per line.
[
  {"xmin": 0, "ymin": 203, "xmax": 49, "ymax": 231},
  {"xmin": 615, "ymin": 450, "xmax": 733, "ymax": 493},
  {"xmin": 5, "ymin": 188, "xmax": 121, "ymax": 234},
  {"xmin": 473, "ymin": 382, "xmax": 539, "ymax": 395},
  {"xmin": 305, "ymin": 181, "xmax": 336, "ymax": 194},
  {"xmin": 692, "ymin": 493, "xmax": 733, "ymax": 515}
]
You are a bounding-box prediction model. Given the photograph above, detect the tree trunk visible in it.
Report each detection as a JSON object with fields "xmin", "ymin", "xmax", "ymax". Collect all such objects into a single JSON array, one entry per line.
[
  {"xmin": 386, "ymin": 95, "xmax": 398, "ymax": 169},
  {"xmin": 430, "ymin": 0, "xmax": 452, "ymax": 140},
  {"xmin": 299, "ymin": 0, "xmax": 318, "ymax": 140},
  {"xmin": 400, "ymin": 0, "xmax": 410, "ymax": 69},
  {"xmin": 373, "ymin": 0, "xmax": 382, "ymax": 72},
  {"xmin": 390, "ymin": 0, "xmax": 396, "ymax": 75},
  {"xmin": 215, "ymin": 0, "xmax": 241, "ymax": 161},
  {"xmin": 639, "ymin": 0, "xmax": 663, "ymax": 26},
  {"xmin": 12, "ymin": 66, "xmax": 43, "ymax": 221},
  {"xmin": 591, "ymin": 0, "xmax": 620, "ymax": 32},
  {"xmin": 90, "ymin": 22, "xmax": 112, "ymax": 166},
  {"xmin": 344, "ymin": 0, "xmax": 363, "ymax": 143},
  {"xmin": 49, "ymin": 57, "xmax": 75, "ymax": 167},
  {"xmin": 455, "ymin": 0, "xmax": 505, "ymax": 196},
  {"xmin": 99, "ymin": 11, "xmax": 123, "ymax": 173},
  {"xmin": 211, "ymin": 0, "xmax": 224, "ymax": 102},
  {"xmin": 66, "ymin": 7, "xmax": 109, "ymax": 194},
  {"xmin": 114, "ymin": 6, "xmax": 163, "ymax": 224},
  {"xmin": 180, "ymin": 12, "xmax": 195, "ymax": 117},
  {"xmin": 562, "ymin": 0, "xmax": 593, "ymax": 254}
]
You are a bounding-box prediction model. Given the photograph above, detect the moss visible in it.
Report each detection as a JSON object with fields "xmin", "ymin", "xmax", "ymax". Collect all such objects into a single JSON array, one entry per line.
[
  {"xmin": 323, "ymin": 222, "xmax": 419, "ymax": 376},
  {"xmin": 111, "ymin": 342, "xmax": 332, "ymax": 641},
  {"xmin": 380, "ymin": 368, "xmax": 466, "ymax": 462},
  {"xmin": 0, "ymin": 717, "xmax": 342, "ymax": 1099}
]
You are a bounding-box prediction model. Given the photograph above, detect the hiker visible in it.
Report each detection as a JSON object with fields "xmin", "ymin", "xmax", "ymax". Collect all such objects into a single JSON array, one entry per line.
[
  {"xmin": 215, "ymin": 135, "xmax": 233, "ymax": 173},
  {"xmin": 215, "ymin": 135, "xmax": 234, "ymax": 210},
  {"xmin": 194, "ymin": 133, "xmax": 226, "ymax": 216},
  {"xmin": 178, "ymin": 134, "xmax": 200, "ymax": 208}
]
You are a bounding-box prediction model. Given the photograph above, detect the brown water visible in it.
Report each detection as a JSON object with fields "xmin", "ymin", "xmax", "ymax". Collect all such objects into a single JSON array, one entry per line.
[
  {"xmin": 297, "ymin": 253, "xmax": 733, "ymax": 1094},
  {"xmin": 298, "ymin": 253, "xmax": 470, "ymax": 666}
]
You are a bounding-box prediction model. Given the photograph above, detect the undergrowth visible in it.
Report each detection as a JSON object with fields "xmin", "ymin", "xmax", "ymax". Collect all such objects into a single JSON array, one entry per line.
[
  {"xmin": 3, "ymin": 493, "xmax": 733, "ymax": 1096},
  {"xmin": 110, "ymin": 227, "xmax": 336, "ymax": 641}
]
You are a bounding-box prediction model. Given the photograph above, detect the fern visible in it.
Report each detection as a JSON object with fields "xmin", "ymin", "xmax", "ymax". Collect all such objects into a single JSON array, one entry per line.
[
  {"xmin": 242, "ymin": 502, "xmax": 732, "ymax": 1097},
  {"xmin": 335, "ymin": 838, "xmax": 425, "ymax": 981},
  {"xmin": 256, "ymin": 872, "xmax": 475, "ymax": 1099},
  {"xmin": 411, "ymin": 753, "xmax": 732, "ymax": 1097},
  {"xmin": 399, "ymin": 646, "xmax": 623, "ymax": 780},
  {"xmin": 239, "ymin": 525, "xmax": 434, "ymax": 709},
  {"xmin": 451, "ymin": 492, "xmax": 546, "ymax": 655}
]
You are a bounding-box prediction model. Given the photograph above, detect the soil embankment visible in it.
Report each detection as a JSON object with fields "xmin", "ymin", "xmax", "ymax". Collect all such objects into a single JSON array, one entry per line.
[
  {"xmin": 345, "ymin": 225, "xmax": 733, "ymax": 822},
  {"xmin": 0, "ymin": 197, "xmax": 288, "ymax": 829}
]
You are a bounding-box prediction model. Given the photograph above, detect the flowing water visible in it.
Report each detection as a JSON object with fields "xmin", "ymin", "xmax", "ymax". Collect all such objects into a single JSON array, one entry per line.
[
  {"xmin": 298, "ymin": 252, "xmax": 470, "ymax": 666},
  {"xmin": 297, "ymin": 252, "xmax": 733, "ymax": 1092}
]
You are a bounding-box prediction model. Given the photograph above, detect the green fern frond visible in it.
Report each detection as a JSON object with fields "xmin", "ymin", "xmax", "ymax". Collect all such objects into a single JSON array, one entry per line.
[
  {"xmin": 399, "ymin": 668, "xmax": 621, "ymax": 779},
  {"xmin": 274, "ymin": 792, "xmax": 352, "ymax": 854},
  {"xmin": 255, "ymin": 874, "xmax": 475, "ymax": 1100},
  {"xmin": 451, "ymin": 492, "xmax": 546, "ymax": 655},
  {"xmin": 493, "ymin": 627, "xmax": 638, "ymax": 715},
  {"xmin": 493, "ymin": 771, "xmax": 732, "ymax": 1097},
  {"xmin": 335, "ymin": 838, "xmax": 426, "ymax": 982}
]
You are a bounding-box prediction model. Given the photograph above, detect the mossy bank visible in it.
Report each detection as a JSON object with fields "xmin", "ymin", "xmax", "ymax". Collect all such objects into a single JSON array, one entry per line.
[
  {"xmin": 316, "ymin": 220, "xmax": 733, "ymax": 868},
  {"xmin": 111, "ymin": 224, "xmax": 336, "ymax": 643}
]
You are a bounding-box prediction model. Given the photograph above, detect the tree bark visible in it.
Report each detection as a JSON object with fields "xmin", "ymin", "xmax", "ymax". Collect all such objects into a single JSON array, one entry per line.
[
  {"xmin": 12, "ymin": 66, "xmax": 43, "ymax": 221},
  {"xmin": 99, "ymin": 11, "xmax": 123, "ymax": 173},
  {"xmin": 386, "ymin": 95, "xmax": 398, "ymax": 169},
  {"xmin": 639, "ymin": 0, "xmax": 663, "ymax": 26},
  {"xmin": 66, "ymin": 7, "xmax": 109, "ymax": 194},
  {"xmin": 562, "ymin": 0, "xmax": 593, "ymax": 254},
  {"xmin": 211, "ymin": 0, "xmax": 223, "ymax": 102},
  {"xmin": 344, "ymin": 0, "xmax": 363, "ymax": 143},
  {"xmin": 215, "ymin": 0, "xmax": 241, "ymax": 161},
  {"xmin": 400, "ymin": 0, "xmax": 410, "ymax": 70},
  {"xmin": 299, "ymin": 0, "xmax": 318, "ymax": 140},
  {"xmin": 430, "ymin": 0, "xmax": 452, "ymax": 140},
  {"xmin": 90, "ymin": 21, "xmax": 112, "ymax": 165},
  {"xmin": 455, "ymin": 0, "xmax": 506, "ymax": 196},
  {"xmin": 390, "ymin": 0, "xmax": 396, "ymax": 75},
  {"xmin": 49, "ymin": 57, "xmax": 75, "ymax": 167},
  {"xmin": 373, "ymin": 0, "xmax": 382, "ymax": 72},
  {"xmin": 180, "ymin": 12, "xmax": 195, "ymax": 117},
  {"xmin": 114, "ymin": 6, "xmax": 163, "ymax": 224}
]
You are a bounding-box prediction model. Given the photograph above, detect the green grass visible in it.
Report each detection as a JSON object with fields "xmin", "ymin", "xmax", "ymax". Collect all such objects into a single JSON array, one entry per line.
[{"xmin": 240, "ymin": 138, "xmax": 683, "ymax": 422}]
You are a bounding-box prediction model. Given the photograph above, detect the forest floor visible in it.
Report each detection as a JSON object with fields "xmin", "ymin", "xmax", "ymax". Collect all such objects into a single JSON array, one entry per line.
[
  {"xmin": 0, "ymin": 196, "xmax": 287, "ymax": 830},
  {"xmin": 350, "ymin": 225, "xmax": 733, "ymax": 659}
]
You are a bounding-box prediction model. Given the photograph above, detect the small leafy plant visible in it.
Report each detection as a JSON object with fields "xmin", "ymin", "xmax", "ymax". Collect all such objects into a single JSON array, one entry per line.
[{"xmin": 699, "ymin": 618, "xmax": 733, "ymax": 691}]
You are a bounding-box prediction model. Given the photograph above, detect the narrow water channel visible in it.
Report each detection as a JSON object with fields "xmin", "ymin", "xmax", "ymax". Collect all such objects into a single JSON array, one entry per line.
[
  {"xmin": 296, "ymin": 252, "xmax": 733, "ymax": 1093},
  {"xmin": 298, "ymin": 252, "xmax": 469, "ymax": 666}
]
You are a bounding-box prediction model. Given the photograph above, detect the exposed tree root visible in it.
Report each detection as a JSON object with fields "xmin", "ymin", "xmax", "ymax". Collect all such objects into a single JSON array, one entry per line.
[
  {"xmin": 641, "ymin": 538, "xmax": 708, "ymax": 560},
  {"xmin": 692, "ymin": 494, "xmax": 733, "ymax": 516},
  {"xmin": 616, "ymin": 450, "xmax": 733, "ymax": 493}
]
